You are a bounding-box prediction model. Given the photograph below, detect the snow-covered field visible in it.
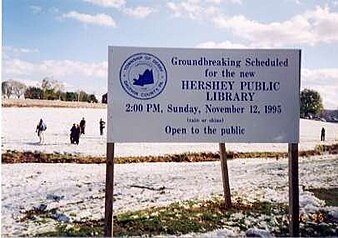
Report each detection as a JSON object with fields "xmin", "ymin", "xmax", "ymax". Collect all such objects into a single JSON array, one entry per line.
[
  {"xmin": 1, "ymin": 107, "xmax": 338, "ymax": 236},
  {"xmin": 1, "ymin": 107, "xmax": 338, "ymax": 156},
  {"xmin": 2, "ymin": 156, "xmax": 338, "ymax": 236}
]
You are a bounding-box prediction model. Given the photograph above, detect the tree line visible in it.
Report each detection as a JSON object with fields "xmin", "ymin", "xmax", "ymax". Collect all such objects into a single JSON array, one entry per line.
[
  {"xmin": 2, "ymin": 79, "xmax": 324, "ymax": 115},
  {"xmin": 2, "ymin": 78, "xmax": 98, "ymax": 103}
]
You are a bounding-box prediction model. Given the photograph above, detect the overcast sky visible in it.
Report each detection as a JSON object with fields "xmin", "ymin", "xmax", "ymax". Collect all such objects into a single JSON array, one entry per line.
[{"xmin": 2, "ymin": 0, "xmax": 338, "ymax": 109}]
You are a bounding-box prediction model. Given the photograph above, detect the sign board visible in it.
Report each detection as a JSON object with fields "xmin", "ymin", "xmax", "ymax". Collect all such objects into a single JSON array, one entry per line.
[{"xmin": 108, "ymin": 46, "xmax": 300, "ymax": 143}]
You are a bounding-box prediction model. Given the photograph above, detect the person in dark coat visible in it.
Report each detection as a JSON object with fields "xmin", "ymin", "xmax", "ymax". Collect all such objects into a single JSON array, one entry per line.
[
  {"xmin": 99, "ymin": 118, "xmax": 105, "ymax": 136},
  {"xmin": 74, "ymin": 124, "xmax": 81, "ymax": 144},
  {"xmin": 321, "ymin": 127, "xmax": 325, "ymax": 141},
  {"xmin": 70, "ymin": 123, "xmax": 77, "ymax": 144},
  {"xmin": 36, "ymin": 118, "xmax": 47, "ymax": 144},
  {"xmin": 79, "ymin": 117, "xmax": 86, "ymax": 135}
]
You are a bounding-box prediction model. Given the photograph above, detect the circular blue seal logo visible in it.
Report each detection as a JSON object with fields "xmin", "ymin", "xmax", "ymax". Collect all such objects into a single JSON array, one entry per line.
[{"xmin": 120, "ymin": 53, "xmax": 167, "ymax": 100}]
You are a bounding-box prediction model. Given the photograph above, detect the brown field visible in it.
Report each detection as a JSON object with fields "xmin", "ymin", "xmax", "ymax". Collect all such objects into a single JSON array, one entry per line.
[{"xmin": 1, "ymin": 98, "xmax": 107, "ymax": 109}]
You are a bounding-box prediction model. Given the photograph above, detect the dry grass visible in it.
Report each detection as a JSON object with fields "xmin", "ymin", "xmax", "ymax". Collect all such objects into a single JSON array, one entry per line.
[
  {"xmin": 34, "ymin": 197, "xmax": 337, "ymax": 237},
  {"xmin": 2, "ymin": 144, "xmax": 337, "ymax": 164},
  {"xmin": 1, "ymin": 98, "xmax": 107, "ymax": 109}
]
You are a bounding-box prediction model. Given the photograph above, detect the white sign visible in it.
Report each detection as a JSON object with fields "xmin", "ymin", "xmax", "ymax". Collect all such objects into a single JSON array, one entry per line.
[{"xmin": 108, "ymin": 46, "xmax": 300, "ymax": 143}]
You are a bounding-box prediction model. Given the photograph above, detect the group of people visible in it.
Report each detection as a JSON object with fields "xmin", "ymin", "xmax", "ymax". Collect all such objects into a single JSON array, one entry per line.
[
  {"xmin": 69, "ymin": 117, "xmax": 86, "ymax": 144},
  {"xmin": 70, "ymin": 117, "xmax": 106, "ymax": 145},
  {"xmin": 36, "ymin": 117, "xmax": 105, "ymax": 145},
  {"xmin": 70, "ymin": 122, "xmax": 83, "ymax": 145}
]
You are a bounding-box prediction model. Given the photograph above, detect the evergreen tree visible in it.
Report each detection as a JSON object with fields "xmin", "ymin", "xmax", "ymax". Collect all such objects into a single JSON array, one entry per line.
[{"xmin": 24, "ymin": 87, "xmax": 43, "ymax": 99}]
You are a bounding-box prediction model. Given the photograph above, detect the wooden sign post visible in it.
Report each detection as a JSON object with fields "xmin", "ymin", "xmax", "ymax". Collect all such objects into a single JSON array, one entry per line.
[
  {"xmin": 104, "ymin": 143, "xmax": 115, "ymax": 237},
  {"xmin": 288, "ymin": 143, "xmax": 299, "ymax": 236},
  {"xmin": 219, "ymin": 143, "xmax": 232, "ymax": 209}
]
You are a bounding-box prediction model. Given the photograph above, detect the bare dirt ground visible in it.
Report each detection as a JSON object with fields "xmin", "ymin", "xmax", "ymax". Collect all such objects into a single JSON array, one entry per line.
[{"xmin": 1, "ymin": 98, "xmax": 107, "ymax": 109}]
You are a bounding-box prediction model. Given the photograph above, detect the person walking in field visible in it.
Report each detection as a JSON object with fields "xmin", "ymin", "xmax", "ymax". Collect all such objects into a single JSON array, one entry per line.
[
  {"xmin": 70, "ymin": 123, "xmax": 77, "ymax": 144},
  {"xmin": 36, "ymin": 119, "xmax": 47, "ymax": 144},
  {"xmin": 74, "ymin": 124, "xmax": 81, "ymax": 145},
  {"xmin": 79, "ymin": 117, "xmax": 86, "ymax": 135},
  {"xmin": 99, "ymin": 118, "xmax": 105, "ymax": 136},
  {"xmin": 321, "ymin": 127, "xmax": 326, "ymax": 141}
]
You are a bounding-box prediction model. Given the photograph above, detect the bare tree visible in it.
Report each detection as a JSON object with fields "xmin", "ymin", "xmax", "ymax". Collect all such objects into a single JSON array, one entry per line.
[
  {"xmin": 2, "ymin": 81, "xmax": 12, "ymax": 98},
  {"xmin": 2, "ymin": 80, "xmax": 27, "ymax": 98},
  {"xmin": 11, "ymin": 80, "xmax": 27, "ymax": 98},
  {"xmin": 41, "ymin": 77, "xmax": 65, "ymax": 100},
  {"xmin": 53, "ymin": 81, "xmax": 65, "ymax": 100},
  {"xmin": 41, "ymin": 77, "xmax": 53, "ymax": 91}
]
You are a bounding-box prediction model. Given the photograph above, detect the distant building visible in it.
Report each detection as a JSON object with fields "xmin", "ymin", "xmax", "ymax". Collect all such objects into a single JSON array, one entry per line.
[
  {"xmin": 102, "ymin": 93, "xmax": 107, "ymax": 104},
  {"xmin": 320, "ymin": 110, "xmax": 338, "ymax": 123}
]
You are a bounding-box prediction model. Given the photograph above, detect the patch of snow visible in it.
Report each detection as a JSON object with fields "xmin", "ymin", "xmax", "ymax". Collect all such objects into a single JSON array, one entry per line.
[
  {"xmin": 52, "ymin": 213, "xmax": 70, "ymax": 223},
  {"xmin": 185, "ymin": 228, "xmax": 236, "ymax": 237},
  {"xmin": 245, "ymin": 228, "xmax": 271, "ymax": 237},
  {"xmin": 299, "ymin": 191, "xmax": 326, "ymax": 212},
  {"xmin": 329, "ymin": 208, "xmax": 338, "ymax": 222}
]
